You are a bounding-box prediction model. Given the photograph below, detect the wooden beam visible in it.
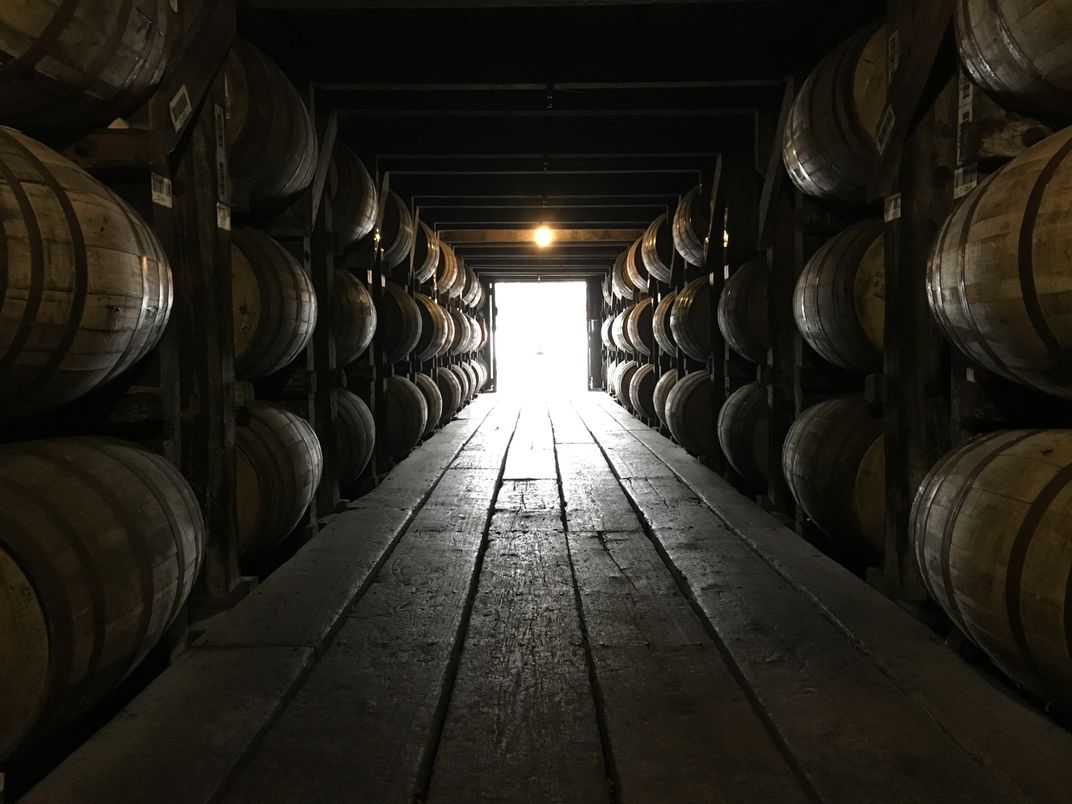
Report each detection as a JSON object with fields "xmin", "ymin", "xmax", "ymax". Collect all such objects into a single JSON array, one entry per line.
[{"xmin": 440, "ymin": 228, "xmax": 643, "ymax": 244}]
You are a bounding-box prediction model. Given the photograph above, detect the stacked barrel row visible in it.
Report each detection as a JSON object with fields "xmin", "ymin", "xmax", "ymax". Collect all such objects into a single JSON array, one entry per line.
[{"xmin": 779, "ymin": 1, "xmax": 1072, "ymax": 713}]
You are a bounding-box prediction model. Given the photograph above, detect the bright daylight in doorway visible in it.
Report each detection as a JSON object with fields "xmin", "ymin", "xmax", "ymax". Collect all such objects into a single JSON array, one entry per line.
[{"xmin": 493, "ymin": 281, "xmax": 588, "ymax": 397}]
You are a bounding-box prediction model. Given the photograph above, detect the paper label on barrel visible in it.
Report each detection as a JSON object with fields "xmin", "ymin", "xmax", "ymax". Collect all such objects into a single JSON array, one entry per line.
[
  {"xmin": 884, "ymin": 194, "xmax": 901, "ymax": 222},
  {"xmin": 151, "ymin": 174, "xmax": 173, "ymax": 209},
  {"xmin": 875, "ymin": 106, "xmax": 896, "ymax": 154},
  {"xmin": 954, "ymin": 165, "xmax": 978, "ymax": 199},
  {"xmin": 169, "ymin": 85, "xmax": 193, "ymax": 132},
  {"xmin": 887, "ymin": 30, "xmax": 900, "ymax": 82},
  {"xmin": 214, "ymin": 104, "xmax": 229, "ymax": 203},
  {"xmin": 217, "ymin": 203, "xmax": 231, "ymax": 232}
]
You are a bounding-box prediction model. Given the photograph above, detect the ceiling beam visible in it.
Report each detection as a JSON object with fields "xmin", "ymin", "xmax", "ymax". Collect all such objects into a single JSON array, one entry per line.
[{"xmin": 442, "ymin": 228, "xmax": 642, "ymax": 244}]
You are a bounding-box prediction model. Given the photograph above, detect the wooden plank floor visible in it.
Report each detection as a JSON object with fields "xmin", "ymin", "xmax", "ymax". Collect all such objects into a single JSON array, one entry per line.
[{"xmin": 27, "ymin": 393, "xmax": 1072, "ymax": 804}]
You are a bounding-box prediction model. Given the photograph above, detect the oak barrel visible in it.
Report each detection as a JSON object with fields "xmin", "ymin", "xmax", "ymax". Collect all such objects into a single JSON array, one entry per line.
[
  {"xmin": 673, "ymin": 185, "xmax": 709, "ymax": 266},
  {"xmin": 384, "ymin": 376, "xmax": 428, "ymax": 460},
  {"xmin": 332, "ymin": 269, "xmax": 377, "ymax": 366},
  {"xmin": 223, "ymin": 39, "xmax": 318, "ymax": 210},
  {"xmin": 0, "ymin": 0, "xmax": 171, "ymax": 132},
  {"xmin": 782, "ymin": 22, "xmax": 888, "ymax": 204},
  {"xmin": 450, "ymin": 363, "xmax": 473, "ymax": 404},
  {"xmin": 614, "ymin": 360, "xmax": 640, "ymax": 412},
  {"xmin": 412, "ymin": 222, "xmax": 441, "ymax": 284},
  {"xmin": 378, "ymin": 282, "xmax": 422, "ymax": 364},
  {"xmin": 329, "ymin": 143, "xmax": 378, "ymax": 250},
  {"xmin": 782, "ymin": 395, "xmax": 885, "ymax": 555},
  {"xmin": 956, "ymin": 0, "xmax": 1072, "ymax": 117},
  {"xmin": 794, "ymin": 219, "xmax": 884, "ymax": 373},
  {"xmin": 0, "ymin": 127, "xmax": 172, "ymax": 420},
  {"xmin": 718, "ymin": 257, "xmax": 770, "ymax": 364},
  {"xmin": 611, "ymin": 250, "xmax": 633, "ymax": 300},
  {"xmin": 436, "ymin": 366, "xmax": 463, "ymax": 425},
  {"xmin": 414, "ymin": 293, "xmax": 451, "ymax": 362},
  {"xmin": 642, "ymin": 213, "xmax": 674, "ymax": 284},
  {"xmin": 236, "ymin": 403, "xmax": 323, "ymax": 561},
  {"xmin": 625, "ymin": 298, "xmax": 654, "ymax": 357},
  {"xmin": 472, "ymin": 357, "xmax": 490, "ymax": 391},
  {"xmin": 380, "ymin": 191, "xmax": 416, "ymax": 269},
  {"xmin": 665, "ymin": 370, "xmax": 715, "ymax": 456},
  {"xmin": 628, "ymin": 363, "xmax": 658, "ymax": 420},
  {"xmin": 0, "ymin": 437, "xmax": 203, "ymax": 762},
  {"xmin": 601, "ymin": 317, "xmax": 615, "ymax": 349},
  {"xmin": 460, "ymin": 362, "xmax": 479, "ymax": 401},
  {"xmin": 413, "ymin": 372, "xmax": 443, "ymax": 438},
  {"xmin": 436, "ymin": 242, "xmax": 461, "ymax": 294},
  {"xmin": 717, "ymin": 381, "xmax": 770, "ymax": 487},
  {"xmin": 653, "ymin": 369, "xmax": 680, "ymax": 427},
  {"xmin": 911, "ymin": 429, "xmax": 1072, "ymax": 707},
  {"xmin": 231, "ymin": 227, "xmax": 317, "ymax": 380},
  {"xmin": 602, "ymin": 273, "xmax": 614, "ymax": 306},
  {"xmin": 445, "ymin": 255, "xmax": 468, "ymax": 299},
  {"xmin": 625, "ymin": 237, "xmax": 650, "ymax": 291},
  {"xmin": 653, "ymin": 291, "xmax": 678, "ymax": 355},
  {"xmin": 611, "ymin": 310, "xmax": 633, "ymax": 353},
  {"xmin": 928, "ymin": 126, "xmax": 1072, "ymax": 399},
  {"xmin": 670, "ymin": 276, "xmax": 714, "ymax": 362},
  {"xmin": 335, "ymin": 389, "xmax": 375, "ymax": 487}
]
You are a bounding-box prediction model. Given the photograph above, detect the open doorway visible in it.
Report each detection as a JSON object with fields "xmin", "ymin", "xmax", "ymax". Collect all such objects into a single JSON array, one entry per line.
[{"xmin": 493, "ymin": 280, "xmax": 588, "ymax": 397}]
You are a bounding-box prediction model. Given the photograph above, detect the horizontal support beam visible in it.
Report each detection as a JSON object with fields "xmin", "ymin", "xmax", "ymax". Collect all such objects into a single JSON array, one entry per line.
[{"xmin": 442, "ymin": 228, "xmax": 642, "ymax": 244}]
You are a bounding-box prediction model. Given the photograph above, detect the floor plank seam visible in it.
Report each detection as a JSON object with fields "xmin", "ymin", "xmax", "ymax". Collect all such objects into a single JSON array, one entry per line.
[
  {"xmin": 211, "ymin": 403, "xmax": 498, "ymax": 804},
  {"xmin": 548, "ymin": 408, "xmax": 621, "ymax": 804},
  {"xmin": 412, "ymin": 406, "xmax": 523, "ymax": 803},
  {"xmin": 572, "ymin": 399, "xmax": 825, "ymax": 804}
]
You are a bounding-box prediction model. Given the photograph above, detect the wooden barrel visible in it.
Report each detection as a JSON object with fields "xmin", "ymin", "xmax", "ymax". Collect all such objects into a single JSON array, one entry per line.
[
  {"xmin": 384, "ymin": 376, "xmax": 428, "ymax": 460},
  {"xmin": 472, "ymin": 357, "xmax": 490, "ymax": 391},
  {"xmin": 673, "ymin": 185, "xmax": 709, "ymax": 266},
  {"xmin": 332, "ymin": 269, "xmax": 377, "ymax": 366},
  {"xmin": 605, "ymin": 360, "xmax": 618, "ymax": 394},
  {"xmin": 448, "ymin": 309, "xmax": 470, "ymax": 355},
  {"xmin": 335, "ymin": 389, "xmax": 375, "ymax": 487},
  {"xmin": 782, "ymin": 395, "xmax": 885, "ymax": 555},
  {"xmin": 223, "ymin": 39, "xmax": 318, "ymax": 211},
  {"xmin": 611, "ymin": 250, "xmax": 633, "ymax": 300},
  {"xmin": 665, "ymin": 370, "xmax": 715, "ymax": 456},
  {"xmin": 460, "ymin": 265, "xmax": 477, "ymax": 307},
  {"xmin": 629, "ymin": 363, "xmax": 658, "ymax": 420},
  {"xmin": 653, "ymin": 291, "xmax": 678, "ymax": 355},
  {"xmin": 470, "ymin": 281, "xmax": 486, "ymax": 312},
  {"xmin": 625, "ymin": 237, "xmax": 650, "ymax": 291},
  {"xmin": 412, "ymin": 222, "xmax": 441, "ymax": 284},
  {"xmin": 956, "ymin": 0, "xmax": 1072, "ymax": 117},
  {"xmin": 413, "ymin": 372, "xmax": 443, "ymax": 438},
  {"xmin": 625, "ymin": 298, "xmax": 654, "ymax": 357},
  {"xmin": 0, "ymin": 0, "xmax": 171, "ymax": 133},
  {"xmin": 718, "ymin": 382, "xmax": 770, "ymax": 487},
  {"xmin": 0, "ymin": 127, "xmax": 172, "ymax": 421},
  {"xmin": 436, "ymin": 366, "xmax": 463, "ymax": 425},
  {"xmin": 794, "ymin": 219, "xmax": 884, "ymax": 373},
  {"xmin": 670, "ymin": 276, "xmax": 714, "ymax": 362},
  {"xmin": 911, "ymin": 428, "xmax": 1072, "ymax": 708},
  {"xmin": 231, "ymin": 228, "xmax": 317, "ymax": 380},
  {"xmin": 436, "ymin": 242, "xmax": 461, "ymax": 294},
  {"xmin": 329, "ymin": 142, "xmax": 378, "ymax": 251},
  {"xmin": 236, "ymin": 404, "xmax": 323, "ymax": 561},
  {"xmin": 614, "ymin": 360, "xmax": 640, "ymax": 412},
  {"xmin": 718, "ymin": 257, "xmax": 770, "ymax": 364},
  {"xmin": 377, "ymin": 282, "xmax": 422, "ymax": 364},
  {"xmin": 929, "ymin": 126, "xmax": 1072, "ymax": 399},
  {"xmin": 449, "ymin": 363, "xmax": 472, "ymax": 404},
  {"xmin": 380, "ymin": 191, "xmax": 415, "ymax": 269},
  {"xmin": 611, "ymin": 310, "xmax": 633, "ymax": 353},
  {"xmin": 460, "ymin": 362, "xmax": 479, "ymax": 400},
  {"xmin": 446, "ymin": 256, "xmax": 468, "ymax": 299},
  {"xmin": 0, "ymin": 437, "xmax": 203, "ymax": 762},
  {"xmin": 602, "ymin": 273, "xmax": 614, "ymax": 305},
  {"xmin": 414, "ymin": 293, "xmax": 452, "ymax": 362},
  {"xmin": 601, "ymin": 317, "xmax": 615, "ymax": 349},
  {"xmin": 782, "ymin": 22, "xmax": 888, "ymax": 204},
  {"xmin": 642, "ymin": 213, "xmax": 674, "ymax": 284},
  {"xmin": 653, "ymin": 369, "xmax": 680, "ymax": 427}
]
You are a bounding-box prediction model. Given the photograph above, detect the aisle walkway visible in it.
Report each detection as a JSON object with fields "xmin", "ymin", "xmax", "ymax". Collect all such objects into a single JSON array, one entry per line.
[{"xmin": 26, "ymin": 394, "xmax": 1072, "ymax": 804}]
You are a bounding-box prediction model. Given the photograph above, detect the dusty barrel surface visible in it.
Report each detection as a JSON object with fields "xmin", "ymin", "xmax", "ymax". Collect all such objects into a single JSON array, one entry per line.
[
  {"xmin": 231, "ymin": 227, "xmax": 317, "ymax": 380},
  {"xmin": 718, "ymin": 381, "xmax": 770, "ymax": 487},
  {"xmin": 236, "ymin": 403, "xmax": 323, "ymax": 562},
  {"xmin": 329, "ymin": 143, "xmax": 378, "ymax": 250},
  {"xmin": 928, "ymin": 126, "xmax": 1072, "ymax": 399},
  {"xmin": 794, "ymin": 219, "xmax": 885, "ymax": 373},
  {"xmin": 0, "ymin": 437, "xmax": 204, "ymax": 763},
  {"xmin": 0, "ymin": 127, "xmax": 172, "ymax": 421},
  {"xmin": 335, "ymin": 389, "xmax": 375, "ymax": 487},
  {"xmin": 673, "ymin": 185, "xmax": 709, "ymax": 266},
  {"xmin": 653, "ymin": 291, "xmax": 678, "ymax": 355},
  {"xmin": 223, "ymin": 38, "xmax": 318, "ymax": 210},
  {"xmin": 956, "ymin": 0, "xmax": 1072, "ymax": 117},
  {"xmin": 413, "ymin": 372, "xmax": 443, "ymax": 438},
  {"xmin": 670, "ymin": 276, "xmax": 714, "ymax": 362},
  {"xmin": 0, "ymin": 0, "xmax": 172, "ymax": 132},
  {"xmin": 629, "ymin": 363, "xmax": 658, "ymax": 420},
  {"xmin": 665, "ymin": 370, "xmax": 715, "ymax": 456},
  {"xmin": 642, "ymin": 213, "xmax": 674, "ymax": 284},
  {"xmin": 719, "ymin": 257, "xmax": 770, "ymax": 364},
  {"xmin": 436, "ymin": 366, "xmax": 463, "ymax": 424},
  {"xmin": 377, "ymin": 282, "xmax": 422, "ymax": 364},
  {"xmin": 626, "ymin": 298, "xmax": 654, "ymax": 357},
  {"xmin": 782, "ymin": 395, "xmax": 885, "ymax": 556},
  {"xmin": 782, "ymin": 22, "xmax": 888, "ymax": 204},
  {"xmin": 653, "ymin": 369, "xmax": 680, "ymax": 426},
  {"xmin": 333, "ymin": 269, "xmax": 377, "ymax": 366},
  {"xmin": 911, "ymin": 428, "xmax": 1072, "ymax": 708}
]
